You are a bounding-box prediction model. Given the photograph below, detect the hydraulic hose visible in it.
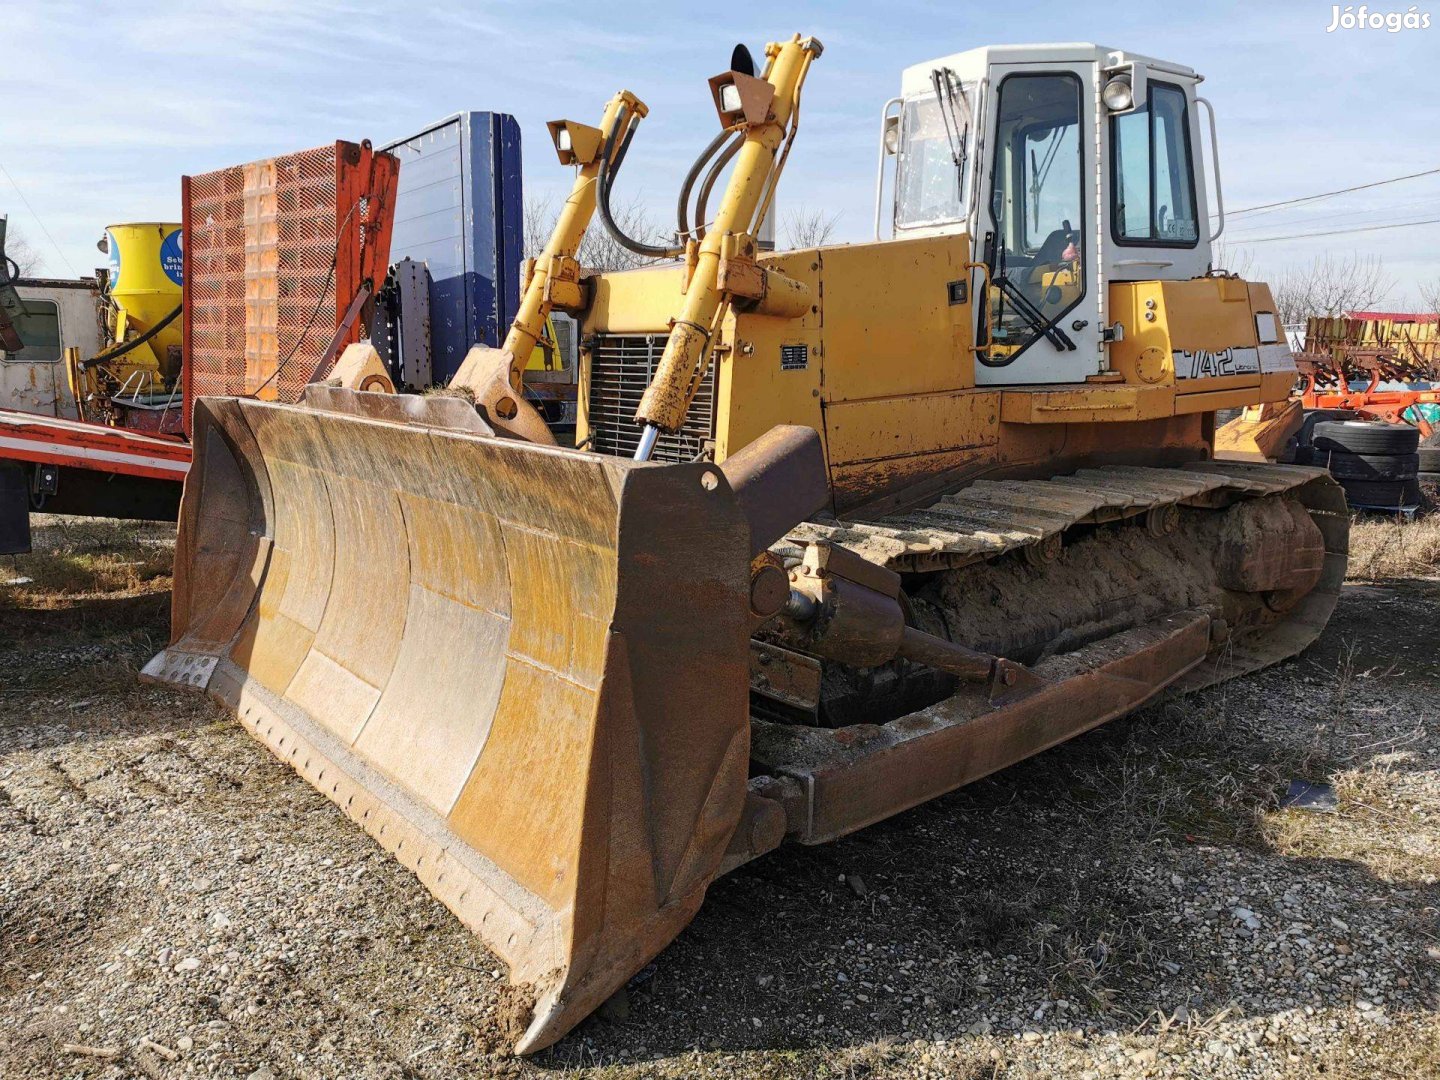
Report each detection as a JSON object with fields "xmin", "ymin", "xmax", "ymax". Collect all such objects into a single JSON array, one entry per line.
[
  {"xmin": 677, "ymin": 128, "xmax": 740, "ymax": 243},
  {"xmin": 82, "ymin": 302, "xmax": 181, "ymax": 370},
  {"xmin": 692, "ymin": 136, "xmax": 743, "ymax": 242},
  {"xmin": 596, "ymin": 108, "xmax": 685, "ymax": 260}
]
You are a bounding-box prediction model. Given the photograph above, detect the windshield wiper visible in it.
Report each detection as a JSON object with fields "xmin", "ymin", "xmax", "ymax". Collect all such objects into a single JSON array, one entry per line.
[
  {"xmin": 993, "ymin": 274, "xmax": 1076, "ymax": 352},
  {"xmin": 930, "ymin": 67, "xmax": 970, "ymax": 203}
]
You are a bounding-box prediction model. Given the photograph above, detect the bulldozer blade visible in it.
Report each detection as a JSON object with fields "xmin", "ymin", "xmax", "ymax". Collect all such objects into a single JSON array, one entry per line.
[{"xmin": 143, "ymin": 393, "xmax": 788, "ymax": 1053}]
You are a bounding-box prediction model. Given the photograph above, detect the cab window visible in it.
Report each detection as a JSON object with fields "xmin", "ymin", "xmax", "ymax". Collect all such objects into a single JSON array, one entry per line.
[
  {"xmin": 896, "ymin": 94, "xmax": 968, "ymax": 228},
  {"xmin": 2, "ymin": 299, "xmax": 62, "ymax": 363},
  {"xmin": 1111, "ymin": 82, "xmax": 1198, "ymax": 245}
]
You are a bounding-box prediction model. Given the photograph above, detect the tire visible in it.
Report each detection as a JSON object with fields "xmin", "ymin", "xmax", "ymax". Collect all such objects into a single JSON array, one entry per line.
[
  {"xmin": 1296, "ymin": 409, "xmax": 1358, "ymax": 448},
  {"xmin": 1318, "ymin": 449, "xmax": 1419, "ymax": 481},
  {"xmin": 1418, "ymin": 445, "xmax": 1440, "ymax": 473},
  {"xmin": 1312, "ymin": 420, "xmax": 1419, "ymax": 455},
  {"xmin": 1340, "ymin": 478, "xmax": 1410, "ymax": 508}
]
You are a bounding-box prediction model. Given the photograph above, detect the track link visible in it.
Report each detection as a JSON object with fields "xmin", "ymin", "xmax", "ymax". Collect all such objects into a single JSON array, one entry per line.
[{"xmin": 791, "ymin": 461, "xmax": 1344, "ymax": 574}]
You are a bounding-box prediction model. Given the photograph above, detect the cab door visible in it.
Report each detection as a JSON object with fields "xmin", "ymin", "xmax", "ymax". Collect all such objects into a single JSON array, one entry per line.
[{"xmin": 973, "ymin": 62, "xmax": 1101, "ymax": 385}]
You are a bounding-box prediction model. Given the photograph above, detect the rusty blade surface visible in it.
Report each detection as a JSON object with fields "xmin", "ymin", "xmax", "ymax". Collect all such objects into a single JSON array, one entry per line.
[{"xmin": 144, "ymin": 395, "xmax": 755, "ymax": 1053}]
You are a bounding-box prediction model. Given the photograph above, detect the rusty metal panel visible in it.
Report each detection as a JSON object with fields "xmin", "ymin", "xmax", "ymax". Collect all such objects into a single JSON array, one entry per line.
[
  {"xmin": 749, "ymin": 640, "xmax": 821, "ymax": 715},
  {"xmin": 752, "ymin": 611, "xmax": 1213, "ymax": 844},
  {"xmin": 1304, "ymin": 314, "xmax": 1440, "ymax": 371},
  {"xmin": 182, "ymin": 142, "xmax": 398, "ymax": 435},
  {"xmin": 185, "ymin": 144, "xmax": 340, "ymax": 410},
  {"xmin": 146, "ymin": 395, "xmax": 773, "ymax": 1054}
]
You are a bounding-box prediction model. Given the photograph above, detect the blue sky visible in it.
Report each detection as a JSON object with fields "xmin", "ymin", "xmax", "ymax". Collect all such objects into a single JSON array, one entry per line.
[{"xmin": 4, "ymin": 0, "xmax": 1438, "ymax": 303}]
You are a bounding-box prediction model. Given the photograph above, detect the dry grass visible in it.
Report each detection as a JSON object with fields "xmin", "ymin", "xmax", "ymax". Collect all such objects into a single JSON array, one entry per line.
[
  {"xmin": 1347, "ymin": 513, "xmax": 1440, "ymax": 581},
  {"xmin": 1264, "ymin": 752, "xmax": 1440, "ymax": 883},
  {"xmin": 1277, "ymin": 1019, "xmax": 1440, "ymax": 1079},
  {"xmin": 0, "ymin": 516, "xmax": 174, "ymax": 610},
  {"xmin": 0, "ymin": 516, "xmax": 207, "ymax": 756},
  {"xmin": 1056, "ymin": 689, "xmax": 1322, "ymax": 850}
]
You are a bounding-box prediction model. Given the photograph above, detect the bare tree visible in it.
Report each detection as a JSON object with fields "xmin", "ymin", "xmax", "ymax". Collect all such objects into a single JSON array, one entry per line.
[
  {"xmin": 1269, "ymin": 252, "xmax": 1392, "ymax": 324},
  {"xmin": 524, "ymin": 193, "xmax": 669, "ymax": 273},
  {"xmin": 782, "ymin": 208, "xmax": 840, "ymax": 249},
  {"xmin": 1269, "ymin": 271, "xmax": 1310, "ymax": 326},
  {"xmin": 2, "ymin": 222, "xmax": 43, "ymax": 277},
  {"xmin": 1210, "ymin": 241, "xmax": 1255, "ymax": 280},
  {"xmin": 1417, "ymin": 275, "xmax": 1440, "ymax": 318}
]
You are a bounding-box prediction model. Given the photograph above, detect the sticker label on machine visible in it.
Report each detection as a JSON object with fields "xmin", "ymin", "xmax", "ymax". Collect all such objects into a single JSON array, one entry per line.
[
  {"xmin": 1173, "ymin": 343, "xmax": 1296, "ymax": 379},
  {"xmin": 160, "ymin": 230, "xmax": 184, "ymax": 286}
]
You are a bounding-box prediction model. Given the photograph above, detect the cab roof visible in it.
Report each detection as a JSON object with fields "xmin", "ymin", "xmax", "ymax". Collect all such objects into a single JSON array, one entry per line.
[{"xmin": 900, "ymin": 43, "xmax": 1200, "ymax": 96}]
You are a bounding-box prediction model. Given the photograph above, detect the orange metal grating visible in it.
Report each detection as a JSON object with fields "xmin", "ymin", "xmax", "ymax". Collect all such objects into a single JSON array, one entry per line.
[
  {"xmin": 184, "ymin": 144, "xmax": 342, "ymax": 410},
  {"xmin": 181, "ymin": 140, "xmax": 398, "ymax": 438}
]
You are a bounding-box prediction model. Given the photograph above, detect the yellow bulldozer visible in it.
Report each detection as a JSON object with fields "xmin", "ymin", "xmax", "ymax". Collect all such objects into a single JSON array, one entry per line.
[{"xmin": 145, "ymin": 36, "xmax": 1347, "ymax": 1053}]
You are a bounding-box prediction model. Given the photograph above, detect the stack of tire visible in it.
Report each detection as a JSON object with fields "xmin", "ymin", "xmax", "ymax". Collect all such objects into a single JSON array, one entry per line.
[
  {"xmin": 1289, "ymin": 408, "xmax": 1358, "ymax": 463},
  {"xmin": 1422, "ymin": 431, "xmax": 1440, "ymax": 485},
  {"xmin": 1309, "ymin": 420, "xmax": 1420, "ymax": 510}
]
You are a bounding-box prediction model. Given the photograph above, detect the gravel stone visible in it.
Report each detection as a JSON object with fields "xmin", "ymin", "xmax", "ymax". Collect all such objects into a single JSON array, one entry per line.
[{"xmin": 3, "ymin": 515, "xmax": 1440, "ymax": 1078}]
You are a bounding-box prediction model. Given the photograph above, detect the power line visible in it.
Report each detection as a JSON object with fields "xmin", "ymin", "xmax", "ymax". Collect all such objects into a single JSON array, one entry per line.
[
  {"xmin": 0, "ymin": 159, "xmax": 80, "ymax": 277},
  {"xmin": 1220, "ymin": 166, "xmax": 1440, "ymax": 219},
  {"xmin": 1231, "ymin": 216, "xmax": 1440, "ymax": 244},
  {"xmin": 1224, "ymin": 194, "xmax": 1440, "ymax": 236}
]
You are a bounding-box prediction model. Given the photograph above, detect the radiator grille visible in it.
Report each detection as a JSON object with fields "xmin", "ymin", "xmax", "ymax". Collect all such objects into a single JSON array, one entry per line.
[{"xmin": 587, "ymin": 334, "xmax": 716, "ymax": 462}]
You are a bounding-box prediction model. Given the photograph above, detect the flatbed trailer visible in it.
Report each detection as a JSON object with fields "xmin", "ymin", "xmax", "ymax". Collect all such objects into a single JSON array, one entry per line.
[
  {"xmin": 0, "ymin": 408, "xmax": 189, "ymax": 481},
  {"xmin": 0, "ymin": 409, "xmax": 187, "ymax": 553}
]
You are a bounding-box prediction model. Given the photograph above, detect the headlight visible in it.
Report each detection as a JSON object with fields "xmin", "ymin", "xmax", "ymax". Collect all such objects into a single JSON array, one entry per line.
[
  {"xmin": 1102, "ymin": 75, "xmax": 1134, "ymax": 112},
  {"xmin": 719, "ymin": 82, "xmax": 743, "ymax": 115},
  {"xmin": 882, "ymin": 116, "xmax": 900, "ymax": 154},
  {"xmin": 546, "ymin": 119, "xmax": 601, "ymax": 165}
]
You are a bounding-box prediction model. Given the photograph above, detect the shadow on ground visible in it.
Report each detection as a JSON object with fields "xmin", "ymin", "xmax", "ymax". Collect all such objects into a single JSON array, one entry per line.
[
  {"xmin": 531, "ymin": 581, "xmax": 1440, "ymax": 1070},
  {"xmin": 0, "ymin": 588, "xmax": 213, "ymax": 754}
]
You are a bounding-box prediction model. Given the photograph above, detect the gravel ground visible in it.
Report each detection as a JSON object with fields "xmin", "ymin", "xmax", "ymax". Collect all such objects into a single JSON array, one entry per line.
[{"xmin": 2, "ymin": 515, "xmax": 1439, "ymax": 1079}]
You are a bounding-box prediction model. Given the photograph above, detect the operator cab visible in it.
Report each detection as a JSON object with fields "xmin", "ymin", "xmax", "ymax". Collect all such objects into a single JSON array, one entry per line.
[{"xmin": 876, "ymin": 44, "xmax": 1220, "ymax": 384}]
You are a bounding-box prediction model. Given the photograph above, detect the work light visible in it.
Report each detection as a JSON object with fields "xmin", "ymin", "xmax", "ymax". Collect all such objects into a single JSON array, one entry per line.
[{"xmin": 1103, "ymin": 75, "xmax": 1134, "ymax": 112}]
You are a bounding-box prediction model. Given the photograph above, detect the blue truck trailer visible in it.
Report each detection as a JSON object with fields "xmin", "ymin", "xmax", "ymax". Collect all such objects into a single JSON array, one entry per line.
[{"xmin": 379, "ymin": 112, "xmax": 524, "ymax": 386}]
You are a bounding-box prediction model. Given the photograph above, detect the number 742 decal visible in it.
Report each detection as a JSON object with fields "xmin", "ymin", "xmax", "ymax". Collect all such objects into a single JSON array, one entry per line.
[{"xmin": 1174, "ymin": 344, "xmax": 1295, "ymax": 379}]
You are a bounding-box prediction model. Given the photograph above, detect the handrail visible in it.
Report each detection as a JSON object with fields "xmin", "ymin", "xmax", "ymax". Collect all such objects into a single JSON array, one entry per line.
[
  {"xmin": 873, "ymin": 97, "xmax": 902, "ymax": 241},
  {"xmin": 966, "ymin": 260, "xmax": 994, "ymax": 358},
  {"xmin": 1197, "ymin": 96, "xmax": 1224, "ymax": 241}
]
